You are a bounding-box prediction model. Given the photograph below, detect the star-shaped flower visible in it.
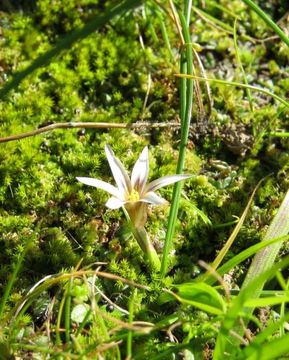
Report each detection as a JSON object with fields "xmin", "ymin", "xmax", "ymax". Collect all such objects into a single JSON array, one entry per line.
[
  {"xmin": 77, "ymin": 144, "xmax": 191, "ymax": 217},
  {"xmin": 77, "ymin": 145, "xmax": 191, "ymax": 270}
]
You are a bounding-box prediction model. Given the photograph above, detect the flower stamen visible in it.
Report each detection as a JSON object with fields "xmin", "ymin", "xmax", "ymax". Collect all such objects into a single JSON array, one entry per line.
[{"xmin": 126, "ymin": 188, "xmax": 140, "ymax": 202}]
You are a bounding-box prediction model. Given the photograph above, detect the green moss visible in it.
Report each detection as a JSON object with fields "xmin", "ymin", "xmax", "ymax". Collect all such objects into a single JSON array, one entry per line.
[{"xmin": 1, "ymin": 0, "xmax": 289, "ymax": 357}]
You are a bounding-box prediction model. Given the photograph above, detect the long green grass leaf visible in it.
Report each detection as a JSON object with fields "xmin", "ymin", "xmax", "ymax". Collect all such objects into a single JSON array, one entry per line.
[
  {"xmin": 245, "ymin": 332, "xmax": 289, "ymax": 360},
  {"xmin": 214, "ymin": 255, "xmax": 289, "ymax": 359},
  {"xmin": 126, "ymin": 289, "xmax": 136, "ymax": 359},
  {"xmin": 242, "ymin": 189, "xmax": 289, "ymax": 299},
  {"xmin": 239, "ymin": 313, "xmax": 289, "ymax": 358},
  {"xmin": 161, "ymin": 7, "xmax": 194, "ymax": 278},
  {"xmin": 0, "ymin": 241, "xmax": 31, "ymax": 320},
  {"xmin": 242, "ymin": 0, "xmax": 289, "ymax": 48},
  {"xmin": 176, "ymin": 74, "xmax": 289, "ymax": 108},
  {"xmin": 209, "ymin": 234, "xmax": 289, "ymax": 285},
  {"xmin": 233, "ymin": 19, "xmax": 254, "ymax": 112},
  {"xmin": 199, "ymin": 181, "xmax": 261, "ymax": 283},
  {"xmin": 244, "ymin": 296, "xmax": 289, "ymax": 307}
]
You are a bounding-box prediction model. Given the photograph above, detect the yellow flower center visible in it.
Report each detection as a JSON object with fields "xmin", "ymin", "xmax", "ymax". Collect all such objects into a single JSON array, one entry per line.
[{"xmin": 126, "ymin": 189, "xmax": 140, "ymax": 202}]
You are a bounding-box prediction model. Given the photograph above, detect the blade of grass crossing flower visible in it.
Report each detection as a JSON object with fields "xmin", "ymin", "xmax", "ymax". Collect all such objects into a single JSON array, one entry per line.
[
  {"xmin": 132, "ymin": 227, "xmax": 161, "ymax": 271},
  {"xmin": 161, "ymin": 9, "xmax": 194, "ymax": 278},
  {"xmin": 122, "ymin": 205, "xmax": 161, "ymax": 270},
  {"xmin": 0, "ymin": 0, "xmax": 142, "ymax": 100},
  {"xmin": 242, "ymin": 0, "xmax": 289, "ymax": 48}
]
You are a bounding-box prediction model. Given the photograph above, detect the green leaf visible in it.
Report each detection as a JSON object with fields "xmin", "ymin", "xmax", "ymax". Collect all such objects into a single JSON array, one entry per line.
[
  {"xmin": 205, "ymin": 234, "xmax": 289, "ymax": 286},
  {"xmin": 71, "ymin": 303, "xmax": 91, "ymax": 324},
  {"xmin": 174, "ymin": 282, "xmax": 226, "ymax": 315},
  {"xmin": 244, "ymin": 296, "xmax": 289, "ymax": 307},
  {"xmin": 239, "ymin": 313, "xmax": 289, "ymax": 359},
  {"xmin": 213, "ymin": 256, "xmax": 289, "ymax": 359},
  {"xmin": 243, "ymin": 332, "xmax": 289, "ymax": 360}
]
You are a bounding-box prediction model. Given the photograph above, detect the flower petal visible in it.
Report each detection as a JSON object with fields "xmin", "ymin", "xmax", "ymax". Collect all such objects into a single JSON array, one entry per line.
[
  {"xmin": 105, "ymin": 197, "xmax": 125, "ymax": 209},
  {"xmin": 76, "ymin": 177, "xmax": 123, "ymax": 199},
  {"xmin": 131, "ymin": 146, "xmax": 149, "ymax": 193},
  {"xmin": 105, "ymin": 145, "xmax": 131, "ymax": 194},
  {"xmin": 141, "ymin": 191, "xmax": 167, "ymax": 205},
  {"xmin": 146, "ymin": 174, "xmax": 191, "ymax": 192}
]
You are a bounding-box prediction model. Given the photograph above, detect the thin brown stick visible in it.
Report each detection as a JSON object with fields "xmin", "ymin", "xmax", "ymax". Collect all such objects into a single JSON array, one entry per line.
[
  {"xmin": 14, "ymin": 269, "xmax": 151, "ymax": 319},
  {"xmin": 168, "ymin": 0, "xmax": 185, "ymax": 45},
  {"xmin": 192, "ymin": 47, "xmax": 213, "ymax": 118},
  {"xmin": 0, "ymin": 121, "xmax": 181, "ymax": 144},
  {"xmin": 198, "ymin": 260, "xmax": 230, "ymax": 301}
]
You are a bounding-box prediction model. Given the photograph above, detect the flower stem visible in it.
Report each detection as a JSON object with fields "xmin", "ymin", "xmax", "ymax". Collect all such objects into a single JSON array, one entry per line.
[{"xmin": 132, "ymin": 227, "xmax": 161, "ymax": 272}]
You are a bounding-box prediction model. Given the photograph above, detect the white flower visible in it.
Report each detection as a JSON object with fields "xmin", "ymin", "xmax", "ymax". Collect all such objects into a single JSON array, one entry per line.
[
  {"xmin": 77, "ymin": 145, "xmax": 191, "ymax": 270},
  {"xmin": 77, "ymin": 145, "xmax": 191, "ymax": 215}
]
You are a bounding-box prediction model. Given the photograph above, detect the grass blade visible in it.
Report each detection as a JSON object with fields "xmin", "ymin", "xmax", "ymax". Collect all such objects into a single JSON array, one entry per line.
[
  {"xmin": 205, "ymin": 234, "xmax": 289, "ymax": 285},
  {"xmin": 160, "ymin": 7, "xmax": 194, "ymax": 278},
  {"xmin": 126, "ymin": 289, "xmax": 137, "ymax": 359},
  {"xmin": 242, "ymin": 189, "xmax": 289, "ymax": 298},
  {"xmin": 0, "ymin": 241, "xmax": 31, "ymax": 320},
  {"xmin": 175, "ymin": 74, "xmax": 289, "ymax": 108},
  {"xmin": 244, "ymin": 332, "xmax": 289, "ymax": 360},
  {"xmin": 242, "ymin": 0, "xmax": 289, "ymax": 47},
  {"xmin": 199, "ymin": 181, "xmax": 262, "ymax": 283},
  {"xmin": 213, "ymin": 256, "xmax": 289, "ymax": 359},
  {"xmin": 233, "ymin": 19, "xmax": 254, "ymax": 112}
]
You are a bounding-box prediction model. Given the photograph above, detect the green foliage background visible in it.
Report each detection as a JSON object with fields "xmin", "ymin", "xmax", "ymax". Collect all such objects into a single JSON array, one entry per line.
[
  {"xmin": 1, "ymin": 0, "xmax": 289, "ymax": 287},
  {"xmin": 1, "ymin": 0, "xmax": 289, "ymax": 357}
]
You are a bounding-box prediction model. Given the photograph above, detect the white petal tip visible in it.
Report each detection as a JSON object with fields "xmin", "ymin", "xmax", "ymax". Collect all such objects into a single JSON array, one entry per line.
[
  {"xmin": 142, "ymin": 191, "xmax": 167, "ymax": 206},
  {"xmin": 76, "ymin": 177, "xmax": 89, "ymax": 184},
  {"xmin": 105, "ymin": 197, "xmax": 125, "ymax": 209},
  {"xmin": 105, "ymin": 144, "xmax": 113, "ymax": 155}
]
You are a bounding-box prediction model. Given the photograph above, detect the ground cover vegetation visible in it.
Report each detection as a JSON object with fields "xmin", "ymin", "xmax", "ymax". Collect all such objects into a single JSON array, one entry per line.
[{"xmin": 0, "ymin": 0, "xmax": 289, "ymax": 358}]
